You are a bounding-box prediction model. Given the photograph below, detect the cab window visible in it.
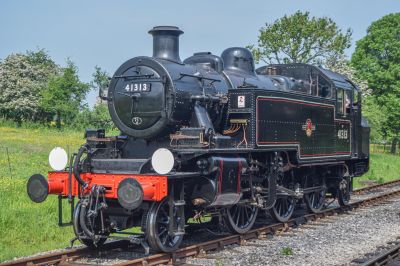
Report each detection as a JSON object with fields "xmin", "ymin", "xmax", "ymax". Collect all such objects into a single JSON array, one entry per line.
[
  {"xmin": 344, "ymin": 90, "xmax": 351, "ymax": 116},
  {"xmin": 336, "ymin": 89, "xmax": 344, "ymax": 115},
  {"xmin": 317, "ymin": 76, "xmax": 332, "ymax": 98}
]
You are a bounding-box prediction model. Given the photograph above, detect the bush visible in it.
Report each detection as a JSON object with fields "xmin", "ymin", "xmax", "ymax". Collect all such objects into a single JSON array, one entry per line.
[{"xmin": 71, "ymin": 104, "xmax": 114, "ymax": 131}]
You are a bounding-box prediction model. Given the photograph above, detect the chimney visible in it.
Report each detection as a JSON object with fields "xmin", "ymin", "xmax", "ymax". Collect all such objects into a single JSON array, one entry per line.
[{"xmin": 148, "ymin": 26, "xmax": 184, "ymax": 63}]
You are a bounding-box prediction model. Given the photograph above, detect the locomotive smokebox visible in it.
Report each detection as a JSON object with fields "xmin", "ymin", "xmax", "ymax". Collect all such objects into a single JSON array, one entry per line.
[{"xmin": 149, "ymin": 26, "xmax": 183, "ymax": 63}]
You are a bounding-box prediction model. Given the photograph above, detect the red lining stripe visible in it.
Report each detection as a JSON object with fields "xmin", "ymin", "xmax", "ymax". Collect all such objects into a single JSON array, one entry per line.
[
  {"xmin": 257, "ymin": 97, "xmax": 334, "ymax": 108},
  {"xmin": 257, "ymin": 141, "xmax": 300, "ymax": 144},
  {"xmin": 237, "ymin": 159, "xmax": 241, "ymax": 193},
  {"xmin": 218, "ymin": 159, "xmax": 223, "ymax": 194},
  {"xmin": 301, "ymin": 152, "xmax": 351, "ymax": 157}
]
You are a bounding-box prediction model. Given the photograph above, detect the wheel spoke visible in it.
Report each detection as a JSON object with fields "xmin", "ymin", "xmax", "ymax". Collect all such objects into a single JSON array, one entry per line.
[
  {"xmin": 278, "ymin": 200, "xmax": 283, "ymax": 215},
  {"xmin": 161, "ymin": 233, "xmax": 168, "ymax": 246},
  {"xmin": 240, "ymin": 207, "xmax": 245, "ymax": 227},
  {"xmin": 234, "ymin": 207, "xmax": 240, "ymax": 226},
  {"xmin": 310, "ymin": 193, "xmax": 315, "ymax": 207},
  {"xmin": 233, "ymin": 206, "xmax": 239, "ymax": 221},
  {"xmin": 161, "ymin": 206, "xmax": 169, "ymax": 218},
  {"xmin": 244, "ymin": 206, "xmax": 249, "ymax": 220},
  {"xmin": 158, "ymin": 227, "xmax": 167, "ymax": 237},
  {"xmin": 284, "ymin": 198, "xmax": 289, "ymax": 216}
]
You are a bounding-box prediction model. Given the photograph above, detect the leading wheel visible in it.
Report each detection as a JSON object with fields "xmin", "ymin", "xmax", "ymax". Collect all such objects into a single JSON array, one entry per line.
[
  {"xmin": 338, "ymin": 178, "xmax": 351, "ymax": 206},
  {"xmin": 73, "ymin": 201, "xmax": 108, "ymax": 248},
  {"xmin": 269, "ymin": 196, "xmax": 295, "ymax": 222},
  {"xmin": 146, "ymin": 198, "xmax": 184, "ymax": 252},
  {"xmin": 224, "ymin": 203, "xmax": 258, "ymax": 234}
]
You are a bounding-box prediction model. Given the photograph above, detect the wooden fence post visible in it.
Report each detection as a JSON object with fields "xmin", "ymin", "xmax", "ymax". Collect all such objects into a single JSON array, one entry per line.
[{"xmin": 5, "ymin": 147, "xmax": 12, "ymax": 177}]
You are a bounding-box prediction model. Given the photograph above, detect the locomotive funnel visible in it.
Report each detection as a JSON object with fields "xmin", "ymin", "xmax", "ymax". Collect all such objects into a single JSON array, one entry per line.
[{"xmin": 149, "ymin": 26, "xmax": 183, "ymax": 63}]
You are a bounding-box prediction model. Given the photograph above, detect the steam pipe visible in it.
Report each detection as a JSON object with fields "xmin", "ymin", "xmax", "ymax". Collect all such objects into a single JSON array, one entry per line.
[
  {"xmin": 194, "ymin": 101, "xmax": 214, "ymax": 139},
  {"xmin": 73, "ymin": 144, "xmax": 89, "ymax": 189}
]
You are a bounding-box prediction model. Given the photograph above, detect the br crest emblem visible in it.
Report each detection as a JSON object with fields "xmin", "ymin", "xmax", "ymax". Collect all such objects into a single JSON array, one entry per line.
[
  {"xmin": 302, "ymin": 119, "xmax": 315, "ymax": 137},
  {"xmin": 132, "ymin": 117, "xmax": 143, "ymax": 126}
]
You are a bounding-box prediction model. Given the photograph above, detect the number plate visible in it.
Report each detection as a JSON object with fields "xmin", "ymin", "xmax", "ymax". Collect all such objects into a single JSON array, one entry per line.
[{"xmin": 125, "ymin": 83, "xmax": 151, "ymax": 92}]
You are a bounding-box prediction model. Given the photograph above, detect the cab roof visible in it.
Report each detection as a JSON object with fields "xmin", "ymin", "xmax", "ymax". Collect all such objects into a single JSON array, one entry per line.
[{"xmin": 259, "ymin": 63, "xmax": 360, "ymax": 91}]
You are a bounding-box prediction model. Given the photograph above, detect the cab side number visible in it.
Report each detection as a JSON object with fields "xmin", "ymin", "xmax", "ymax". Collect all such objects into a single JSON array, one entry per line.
[{"xmin": 337, "ymin": 129, "xmax": 348, "ymax": 139}]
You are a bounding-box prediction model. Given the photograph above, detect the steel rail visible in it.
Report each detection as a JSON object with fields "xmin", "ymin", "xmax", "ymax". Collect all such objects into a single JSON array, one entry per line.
[
  {"xmin": 0, "ymin": 240, "xmax": 130, "ymax": 266},
  {"xmin": 353, "ymin": 179, "xmax": 400, "ymax": 195},
  {"xmin": 361, "ymin": 243, "xmax": 400, "ymax": 266}
]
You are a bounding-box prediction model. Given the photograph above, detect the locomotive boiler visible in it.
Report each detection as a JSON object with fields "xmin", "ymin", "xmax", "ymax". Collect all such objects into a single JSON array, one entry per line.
[{"xmin": 27, "ymin": 26, "xmax": 370, "ymax": 252}]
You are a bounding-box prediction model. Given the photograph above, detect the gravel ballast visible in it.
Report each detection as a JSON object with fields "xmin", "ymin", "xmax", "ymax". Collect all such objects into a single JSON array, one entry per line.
[{"xmin": 186, "ymin": 197, "xmax": 400, "ymax": 266}]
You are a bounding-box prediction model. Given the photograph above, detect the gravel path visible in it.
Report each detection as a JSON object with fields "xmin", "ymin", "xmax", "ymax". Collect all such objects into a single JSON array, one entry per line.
[{"xmin": 185, "ymin": 197, "xmax": 400, "ymax": 266}]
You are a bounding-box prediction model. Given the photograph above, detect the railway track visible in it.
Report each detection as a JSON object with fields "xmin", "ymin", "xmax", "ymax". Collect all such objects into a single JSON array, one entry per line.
[
  {"xmin": 2, "ymin": 179, "xmax": 400, "ymax": 266},
  {"xmin": 361, "ymin": 243, "xmax": 400, "ymax": 266},
  {"xmin": 353, "ymin": 179, "xmax": 400, "ymax": 195}
]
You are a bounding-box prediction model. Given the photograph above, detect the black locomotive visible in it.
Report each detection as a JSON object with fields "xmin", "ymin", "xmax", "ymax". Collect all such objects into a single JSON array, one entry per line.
[{"xmin": 27, "ymin": 26, "xmax": 370, "ymax": 252}]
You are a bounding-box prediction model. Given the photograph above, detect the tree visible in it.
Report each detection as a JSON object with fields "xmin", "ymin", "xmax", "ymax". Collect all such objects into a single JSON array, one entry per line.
[
  {"xmin": 90, "ymin": 66, "xmax": 110, "ymax": 105},
  {"xmin": 73, "ymin": 104, "xmax": 112, "ymax": 130},
  {"xmin": 351, "ymin": 13, "xmax": 400, "ymax": 153},
  {"xmin": 41, "ymin": 60, "xmax": 90, "ymax": 128},
  {"xmin": 248, "ymin": 11, "xmax": 352, "ymax": 65},
  {"xmin": 325, "ymin": 55, "xmax": 368, "ymax": 93},
  {"xmin": 0, "ymin": 49, "xmax": 59, "ymax": 123}
]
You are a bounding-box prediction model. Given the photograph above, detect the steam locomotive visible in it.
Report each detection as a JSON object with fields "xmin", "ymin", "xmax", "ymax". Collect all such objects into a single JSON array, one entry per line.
[{"xmin": 27, "ymin": 26, "xmax": 370, "ymax": 252}]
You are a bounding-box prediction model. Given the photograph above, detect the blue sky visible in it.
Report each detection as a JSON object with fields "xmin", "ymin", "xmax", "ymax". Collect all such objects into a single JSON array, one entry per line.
[{"xmin": 0, "ymin": 0, "xmax": 399, "ymax": 106}]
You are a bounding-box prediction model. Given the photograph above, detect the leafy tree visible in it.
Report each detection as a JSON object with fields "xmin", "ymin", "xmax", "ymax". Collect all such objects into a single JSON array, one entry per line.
[
  {"xmin": 73, "ymin": 104, "xmax": 112, "ymax": 130},
  {"xmin": 91, "ymin": 66, "xmax": 110, "ymax": 105},
  {"xmin": 91, "ymin": 66, "xmax": 109, "ymax": 92},
  {"xmin": 325, "ymin": 55, "xmax": 368, "ymax": 92},
  {"xmin": 0, "ymin": 49, "xmax": 59, "ymax": 123},
  {"xmin": 351, "ymin": 13, "xmax": 400, "ymax": 153},
  {"xmin": 41, "ymin": 60, "xmax": 90, "ymax": 128},
  {"xmin": 248, "ymin": 11, "xmax": 352, "ymax": 65}
]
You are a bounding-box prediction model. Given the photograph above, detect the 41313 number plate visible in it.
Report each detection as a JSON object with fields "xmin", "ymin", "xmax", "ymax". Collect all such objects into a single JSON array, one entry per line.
[{"xmin": 125, "ymin": 83, "xmax": 151, "ymax": 92}]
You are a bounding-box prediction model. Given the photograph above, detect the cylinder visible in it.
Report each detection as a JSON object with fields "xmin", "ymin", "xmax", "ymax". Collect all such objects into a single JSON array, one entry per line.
[{"xmin": 48, "ymin": 178, "xmax": 64, "ymax": 194}]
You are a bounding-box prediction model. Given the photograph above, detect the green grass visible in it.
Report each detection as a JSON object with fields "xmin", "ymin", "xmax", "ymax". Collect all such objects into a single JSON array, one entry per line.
[
  {"xmin": 353, "ymin": 153, "xmax": 400, "ymax": 188},
  {"xmin": 0, "ymin": 126, "xmax": 84, "ymax": 262},
  {"xmin": 1, "ymin": 125, "xmax": 400, "ymax": 261},
  {"xmin": 280, "ymin": 247, "xmax": 293, "ymax": 256}
]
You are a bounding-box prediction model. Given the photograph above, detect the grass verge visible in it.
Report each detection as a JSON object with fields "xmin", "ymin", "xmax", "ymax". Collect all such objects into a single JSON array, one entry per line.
[{"xmin": 353, "ymin": 153, "xmax": 400, "ymax": 188}]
